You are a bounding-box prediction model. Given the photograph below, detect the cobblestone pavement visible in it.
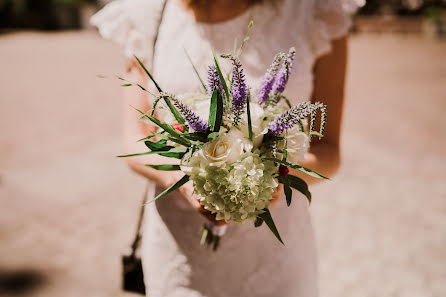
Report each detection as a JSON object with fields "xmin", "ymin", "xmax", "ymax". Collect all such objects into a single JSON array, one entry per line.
[{"xmin": 0, "ymin": 31, "xmax": 445, "ymax": 297}]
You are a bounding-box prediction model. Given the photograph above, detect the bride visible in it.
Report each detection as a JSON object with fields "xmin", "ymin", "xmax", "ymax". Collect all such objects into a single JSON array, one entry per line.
[{"xmin": 92, "ymin": 0, "xmax": 353, "ymax": 296}]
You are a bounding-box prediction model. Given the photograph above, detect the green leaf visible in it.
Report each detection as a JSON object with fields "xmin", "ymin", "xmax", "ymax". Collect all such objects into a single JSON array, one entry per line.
[
  {"xmin": 287, "ymin": 174, "xmax": 312, "ymax": 204},
  {"xmin": 161, "ymin": 95, "xmax": 186, "ymax": 125},
  {"xmin": 116, "ymin": 149, "xmax": 185, "ymax": 159},
  {"xmin": 257, "ymin": 208, "xmax": 284, "ymax": 245},
  {"xmin": 133, "ymin": 57, "xmax": 185, "ymax": 125},
  {"xmin": 262, "ymin": 157, "xmax": 329, "ymax": 179},
  {"xmin": 157, "ymin": 151, "xmax": 186, "ymax": 159},
  {"xmin": 182, "ymin": 132, "xmax": 208, "ymax": 142},
  {"xmin": 144, "ymin": 164, "xmax": 181, "ymax": 171},
  {"xmin": 184, "ymin": 48, "xmax": 207, "ymax": 93},
  {"xmin": 279, "ymin": 176, "xmax": 293, "ymax": 206},
  {"xmin": 212, "ymin": 49, "xmax": 230, "ymax": 100},
  {"xmin": 132, "ymin": 106, "xmax": 190, "ymax": 146},
  {"xmin": 208, "ymin": 88, "xmax": 224, "ymax": 132},
  {"xmin": 147, "ymin": 175, "xmax": 190, "ymax": 203},
  {"xmin": 144, "ymin": 140, "xmax": 172, "ymax": 151},
  {"xmin": 246, "ymin": 91, "xmax": 253, "ymax": 141},
  {"xmin": 282, "ymin": 131, "xmax": 287, "ymax": 161},
  {"xmin": 137, "ymin": 132, "xmax": 166, "ymax": 142},
  {"xmin": 121, "ymin": 83, "xmax": 132, "ymax": 86},
  {"xmin": 168, "ymin": 146, "xmax": 188, "ymax": 153},
  {"xmin": 310, "ymin": 131, "xmax": 324, "ymax": 138},
  {"xmin": 254, "ymin": 217, "xmax": 264, "ymax": 227},
  {"xmin": 134, "ymin": 56, "xmax": 162, "ymax": 92},
  {"xmin": 207, "ymin": 132, "xmax": 220, "ymax": 139}
]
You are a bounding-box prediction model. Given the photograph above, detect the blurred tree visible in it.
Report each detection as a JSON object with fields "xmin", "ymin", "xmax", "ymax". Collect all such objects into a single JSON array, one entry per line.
[
  {"xmin": 0, "ymin": 0, "xmax": 97, "ymax": 30},
  {"xmin": 358, "ymin": 0, "xmax": 446, "ymax": 16}
]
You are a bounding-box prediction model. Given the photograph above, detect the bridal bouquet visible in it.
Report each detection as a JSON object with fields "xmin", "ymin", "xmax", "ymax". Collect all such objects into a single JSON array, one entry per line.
[{"xmin": 118, "ymin": 27, "xmax": 327, "ymax": 250}]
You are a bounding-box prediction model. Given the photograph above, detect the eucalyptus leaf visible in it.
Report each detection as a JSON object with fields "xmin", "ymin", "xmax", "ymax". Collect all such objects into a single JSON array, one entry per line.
[
  {"xmin": 144, "ymin": 164, "xmax": 181, "ymax": 171},
  {"xmin": 147, "ymin": 175, "xmax": 190, "ymax": 203},
  {"xmin": 263, "ymin": 157, "xmax": 329, "ymax": 179},
  {"xmin": 257, "ymin": 209, "xmax": 284, "ymax": 245}
]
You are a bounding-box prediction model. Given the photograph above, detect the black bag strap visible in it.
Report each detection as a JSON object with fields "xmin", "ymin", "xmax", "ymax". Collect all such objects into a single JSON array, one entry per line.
[{"xmin": 129, "ymin": 0, "xmax": 168, "ymax": 258}]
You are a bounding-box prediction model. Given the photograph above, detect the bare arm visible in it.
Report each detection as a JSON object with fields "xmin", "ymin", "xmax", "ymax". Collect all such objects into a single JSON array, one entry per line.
[
  {"xmin": 291, "ymin": 36, "xmax": 348, "ymax": 184},
  {"xmin": 122, "ymin": 60, "xmax": 183, "ymax": 188},
  {"xmin": 122, "ymin": 61, "xmax": 228, "ymax": 223}
]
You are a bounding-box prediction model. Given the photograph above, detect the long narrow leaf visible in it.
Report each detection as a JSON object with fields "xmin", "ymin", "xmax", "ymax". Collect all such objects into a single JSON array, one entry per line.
[
  {"xmin": 144, "ymin": 164, "xmax": 181, "ymax": 171},
  {"xmin": 147, "ymin": 175, "xmax": 190, "ymax": 203},
  {"xmin": 287, "ymin": 174, "xmax": 312, "ymax": 204},
  {"xmin": 132, "ymin": 106, "xmax": 190, "ymax": 146},
  {"xmin": 279, "ymin": 176, "xmax": 293, "ymax": 206},
  {"xmin": 246, "ymin": 91, "xmax": 253, "ymax": 141},
  {"xmin": 208, "ymin": 88, "xmax": 224, "ymax": 132},
  {"xmin": 258, "ymin": 208, "xmax": 284, "ymax": 245},
  {"xmin": 133, "ymin": 57, "xmax": 185, "ymax": 124},
  {"xmin": 162, "ymin": 95, "xmax": 186, "ymax": 125},
  {"xmin": 144, "ymin": 140, "xmax": 172, "ymax": 151},
  {"xmin": 184, "ymin": 48, "xmax": 207, "ymax": 93},
  {"xmin": 134, "ymin": 56, "xmax": 162, "ymax": 92},
  {"xmin": 282, "ymin": 131, "xmax": 288, "ymax": 161},
  {"xmin": 182, "ymin": 132, "xmax": 208, "ymax": 142},
  {"xmin": 263, "ymin": 157, "xmax": 329, "ymax": 179},
  {"xmin": 212, "ymin": 49, "xmax": 230, "ymax": 100},
  {"xmin": 117, "ymin": 150, "xmax": 185, "ymax": 159}
]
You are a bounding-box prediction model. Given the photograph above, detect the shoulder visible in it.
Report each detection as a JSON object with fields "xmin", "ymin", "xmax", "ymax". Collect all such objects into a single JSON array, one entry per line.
[
  {"xmin": 90, "ymin": 0, "xmax": 166, "ymax": 62},
  {"xmin": 279, "ymin": 0, "xmax": 358, "ymax": 59}
]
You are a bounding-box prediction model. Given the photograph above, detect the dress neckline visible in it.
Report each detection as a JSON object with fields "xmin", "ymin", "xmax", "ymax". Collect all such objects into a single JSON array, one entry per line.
[{"xmin": 171, "ymin": 0, "xmax": 257, "ymax": 30}]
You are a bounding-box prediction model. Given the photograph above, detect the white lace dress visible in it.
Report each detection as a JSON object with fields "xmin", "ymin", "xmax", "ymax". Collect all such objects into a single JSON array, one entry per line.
[{"xmin": 91, "ymin": 1, "xmax": 354, "ymax": 296}]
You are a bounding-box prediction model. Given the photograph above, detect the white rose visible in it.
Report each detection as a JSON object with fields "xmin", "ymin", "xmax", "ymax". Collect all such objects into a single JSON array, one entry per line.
[
  {"xmin": 240, "ymin": 102, "xmax": 268, "ymax": 148},
  {"xmin": 285, "ymin": 126, "xmax": 310, "ymax": 163},
  {"xmin": 202, "ymin": 128, "xmax": 252, "ymax": 167}
]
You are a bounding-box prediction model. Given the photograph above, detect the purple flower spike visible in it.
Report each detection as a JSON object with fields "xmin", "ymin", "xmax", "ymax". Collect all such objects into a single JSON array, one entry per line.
[
  {"xmin": 207, "ymin": 65, "xmax": 222, "ymax": 96},
  {"xmin": 272, "ymin": 47, "xmax": 296, "ymax": 94},
  {"xmin": 267, "ymin": 102, "xmax": 312, "ymax": 136},
  {"xmin": 171, "ymin": 97, "xmax": 209, "ymax": 133},
  {"xmin": 257, "ymin": 54, "xmax": 281, "ymax": 104},
  {"xmin": 231, "ymin": 58, "xmax": 248, "ymax": 124}
]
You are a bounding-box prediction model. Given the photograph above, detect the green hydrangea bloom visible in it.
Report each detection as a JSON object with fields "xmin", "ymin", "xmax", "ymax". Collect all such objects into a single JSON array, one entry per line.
[{"xmin": 190, "ymin": 151, "xmax": 278, "ymax": 223}]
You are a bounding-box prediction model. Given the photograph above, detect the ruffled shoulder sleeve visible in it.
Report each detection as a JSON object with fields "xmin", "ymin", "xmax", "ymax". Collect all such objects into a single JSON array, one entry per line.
[
  {"xmin": 90, "ymin": 0, "xmax": 166, "ymax": 64},
  {"xmin": 310, "ymin": 0, "xmax": 362, "ymax": 58}
]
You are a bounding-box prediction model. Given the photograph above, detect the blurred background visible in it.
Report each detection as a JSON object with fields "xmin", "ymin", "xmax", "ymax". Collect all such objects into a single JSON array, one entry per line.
[{"xmin": 0, "ymin": 0, "xmax": 445, "ymax": 297}]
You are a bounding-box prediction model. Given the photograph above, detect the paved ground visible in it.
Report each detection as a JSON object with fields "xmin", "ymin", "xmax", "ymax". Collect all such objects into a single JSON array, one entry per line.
[{"xmin": 0, "ymin": 31, "xmax": 445, "ymax": 297}]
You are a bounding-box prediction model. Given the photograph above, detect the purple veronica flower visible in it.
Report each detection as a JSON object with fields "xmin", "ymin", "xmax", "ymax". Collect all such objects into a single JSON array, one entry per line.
[
  {"xmin": 272, "ymin": 47, "xmax": 296, "ymax": 94},
  {"xmin": 207, "ymin": 65, "xmax": 222, "ymax": 96},
  {"xmin": 257, "ymin": 54, "xmax": 281, "ymax": 104},
  {"xmin": 231, "ymin": 58, "xmax": 248, "ymax": 124},
  {"xmin": 171, "ymin": 97, "xmax": 209, "ymax": 133},
  {"xmin": 267, "ymin": 102, "xmax": 312, "ymax": 136}
]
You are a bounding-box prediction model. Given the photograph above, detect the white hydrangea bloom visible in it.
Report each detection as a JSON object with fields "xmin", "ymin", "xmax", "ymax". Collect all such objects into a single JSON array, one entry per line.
[{"xmin": 188, "ymin": 151, "xmax": 278, "ymax": 223}]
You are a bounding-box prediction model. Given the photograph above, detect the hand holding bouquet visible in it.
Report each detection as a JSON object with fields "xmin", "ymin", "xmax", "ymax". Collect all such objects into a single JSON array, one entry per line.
[{"xmin": 118, "ymin": 25, "xmax": 328, "ymax": 250}]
